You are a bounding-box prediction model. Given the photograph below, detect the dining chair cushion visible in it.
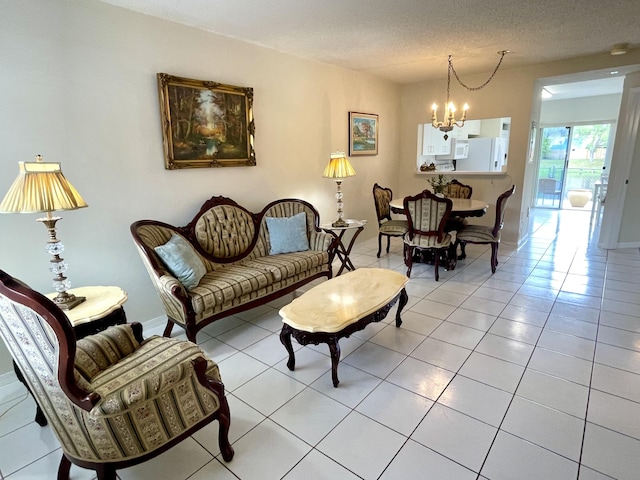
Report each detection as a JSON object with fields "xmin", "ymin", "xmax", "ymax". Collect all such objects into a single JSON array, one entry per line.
[
  {"xmin": 458, "ymin": 224, "xmax": 500, "ymax": 243},
  {"xmin": 379, "ymin": 219, "xmax": 409, "ymax": 235},
  {"xmin": 403, "ymin": 231, "xmax": 453, "ymax": 248}
]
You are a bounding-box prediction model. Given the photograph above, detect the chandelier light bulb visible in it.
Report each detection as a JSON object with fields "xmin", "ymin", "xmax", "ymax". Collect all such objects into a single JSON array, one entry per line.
[{"xmin": 432, "ymin": 50, "xmax": 508, "ymax": 139}]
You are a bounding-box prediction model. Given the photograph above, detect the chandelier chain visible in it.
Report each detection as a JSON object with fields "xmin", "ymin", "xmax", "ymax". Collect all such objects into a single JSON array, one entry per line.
[{"xmin": 449, "ymin": 51, "xmax": 508, "ymax": 91}]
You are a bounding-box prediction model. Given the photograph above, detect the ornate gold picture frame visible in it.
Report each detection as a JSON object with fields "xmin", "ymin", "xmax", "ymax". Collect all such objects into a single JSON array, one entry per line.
[{"xmin": 157, "ymin": 73, "xmax": 255, "ymax": 169}]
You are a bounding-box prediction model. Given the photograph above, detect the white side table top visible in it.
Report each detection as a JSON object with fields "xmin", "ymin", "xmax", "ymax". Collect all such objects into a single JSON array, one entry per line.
[
  {"xmin": 46, "ymin": 286, "xmax": 128, "ymax": 326},
  {"xmin": 279, "ymin": 268, "xmax": 408, "ymax": 333},
  {"xmin": 320, "ymin": 219, "xmax": 367, "ymax": 231}
]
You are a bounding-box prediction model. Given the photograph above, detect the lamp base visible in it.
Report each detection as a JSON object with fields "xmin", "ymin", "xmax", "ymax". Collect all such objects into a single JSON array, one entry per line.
[
  {"xmin": 52, "ymin": 292, "xmax": 86, "ymax": 310},
  {"xmin": 331, "ymin": 218, "xmax": 349, "ymax": 228}
]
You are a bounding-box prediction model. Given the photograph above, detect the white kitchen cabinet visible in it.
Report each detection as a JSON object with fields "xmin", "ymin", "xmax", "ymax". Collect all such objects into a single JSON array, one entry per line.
[
  {"xmin": 422, "ymin": 125, "xmax": 451, "ymax": 155},
  {"xmin": 459, "ymin": 119, "xmax": 481, "ymax": 137}
]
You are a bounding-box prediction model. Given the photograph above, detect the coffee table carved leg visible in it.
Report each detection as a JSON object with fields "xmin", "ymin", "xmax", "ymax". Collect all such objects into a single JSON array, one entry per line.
[
  {"xmin": 327, "ymin": 338, "xmax": 341, "ymax": 387},
  {"xmin": 395, "ymin": 288, "xmax": 408, "ymax": 327},
  {"xmin": 279, "ymin": 325, "xmax": 296, "ymax": 371}
]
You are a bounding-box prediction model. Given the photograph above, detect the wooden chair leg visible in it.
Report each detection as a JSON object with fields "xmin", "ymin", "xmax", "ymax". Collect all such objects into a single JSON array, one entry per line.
[
  {"xmin": 163, "ymin": 320, "xmax": 174, "ymax": 337},
  {"xmin": 95, "ymin": 464, "xmax": 117, "ymax": 480},
  {"xmin": 57, "ymin": 455, "xmax": 71, "ymax": 480},
  {"xmin": 192, "ymin": 356, "xmax": 235, "ymax": 462},
  {"xmin": 491, "ymin": 243, "xmax": 499, "ymax": 273},
  {"xmin": 404, "ymin": 245, "xmax": 414, "ymax": 278},
  {"xmin": 386, "ymin": 236, "xmax": 391, "ymax": 254},
  {"xmin": 434, "ymin": 249, "xmax": 440, "ymax": 281},
  {"xmin": 377, "ymin": 234, "xmax": 382, "ymax": 258},
  {"xmin": 217, "ymin": 396, "xmax": 235, "ymax": 462},
  {"xmin": 458, "ymin": 241, "xmax": 467, "ymax": 260}
]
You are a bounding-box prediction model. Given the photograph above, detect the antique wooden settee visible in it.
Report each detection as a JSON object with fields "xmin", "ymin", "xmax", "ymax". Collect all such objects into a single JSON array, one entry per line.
[{"xmin": 131, "ymin": 196, "xmax": 334, "ymax": 342}]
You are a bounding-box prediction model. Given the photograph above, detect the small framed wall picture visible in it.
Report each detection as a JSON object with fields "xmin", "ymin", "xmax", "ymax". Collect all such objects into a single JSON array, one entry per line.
[{"xmin": 349, "ymin": 112, "xmax": 378, "ymax": 156}]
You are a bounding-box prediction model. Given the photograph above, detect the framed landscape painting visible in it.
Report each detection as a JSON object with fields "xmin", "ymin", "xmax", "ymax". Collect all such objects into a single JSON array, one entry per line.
[
  {"xmin": 157, "ymin": 73, "xmax": 256, "ymax": 169},
  {"xmin": 349, "ymin": 112, "xmax": 379, "ymax": 156}
]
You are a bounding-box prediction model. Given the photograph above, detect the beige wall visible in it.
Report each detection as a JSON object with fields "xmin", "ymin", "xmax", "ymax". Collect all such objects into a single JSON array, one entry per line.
[
  {"xmin": 2, "ymin": 0, "xmax": 640, "ymax": 378},
  {"xmin": 0, "ymin": 0, "xmax": 400, "ymax": 375}
]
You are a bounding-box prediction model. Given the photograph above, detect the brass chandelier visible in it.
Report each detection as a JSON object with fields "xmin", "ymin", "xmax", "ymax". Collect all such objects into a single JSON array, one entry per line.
[{"xmin": 432, "ymin": 50, "xmax": 510, "ymax": 139}]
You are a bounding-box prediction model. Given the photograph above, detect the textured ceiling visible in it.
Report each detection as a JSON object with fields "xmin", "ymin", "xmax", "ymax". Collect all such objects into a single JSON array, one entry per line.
[{"xmin": 98, "ymin": 0, "xmax": 639, "ymax": 85}]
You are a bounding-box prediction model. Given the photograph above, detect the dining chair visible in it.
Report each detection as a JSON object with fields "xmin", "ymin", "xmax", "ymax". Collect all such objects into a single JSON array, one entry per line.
[
  {"xmin": 0, "ymin": 269, "xmax": 234, "ymax": 480},
  {"xmin": 457, "ymin": 185, "xmax": 516, "ymax": 273},
  {"xmin": 372, "ymin": 183, "xmax": 409, "ymax": 257},
  {"xmin": 444, "ymin": 179, "xmax": 473, "ymax": 199},
  {"xmin": 402, "ymin": 189, "xmax": 455, "ymax": 280},
  {"xmin": 537, "ymin": 178, "xmax": 561, "ymax": 205},
  {"xmin": 443, "ymin": 179, "xmax": 472, "ymax": 231}
]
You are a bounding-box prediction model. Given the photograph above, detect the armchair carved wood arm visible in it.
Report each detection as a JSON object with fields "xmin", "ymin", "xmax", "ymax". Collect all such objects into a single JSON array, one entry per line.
[{"xmin": 0, "ymin": 269, "xmax": 234, "ymax": 480}]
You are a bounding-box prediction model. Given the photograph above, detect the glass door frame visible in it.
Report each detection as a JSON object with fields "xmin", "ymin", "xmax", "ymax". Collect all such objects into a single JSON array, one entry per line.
[
  {"xmin": 534, "ymin": 122, "xmax": 613, "ymax": 210},
  {"xmin": 535, "ymin": 125, "xmax": 571, "ymax": 209}
]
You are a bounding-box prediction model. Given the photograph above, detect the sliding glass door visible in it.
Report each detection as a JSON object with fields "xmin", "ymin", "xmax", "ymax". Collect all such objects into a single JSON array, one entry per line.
[{"xmin": 535, "ymin": 123, "xmax": 611, "ymax": 209}]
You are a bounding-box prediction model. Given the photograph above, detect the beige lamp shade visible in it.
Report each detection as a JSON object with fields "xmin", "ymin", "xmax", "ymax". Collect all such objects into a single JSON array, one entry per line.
[
  {"xmin": 0, "ymin": 156, "xmax": 88, "ymax": 214},
  {"xmin": 322, "ymin": 152, "xmax": 356, "ymax": 179}
]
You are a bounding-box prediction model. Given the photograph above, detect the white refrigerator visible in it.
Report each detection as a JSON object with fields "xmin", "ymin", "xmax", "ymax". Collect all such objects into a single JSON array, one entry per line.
[{"xmin": 460, "ymin": 137, "xmax": 507, "ymax": 172}]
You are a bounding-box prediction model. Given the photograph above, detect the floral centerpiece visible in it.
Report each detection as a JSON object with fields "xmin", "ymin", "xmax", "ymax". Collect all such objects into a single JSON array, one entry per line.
[{"xmin": 428, "ymin": 174, "xmax": 450, "ymax": 195}]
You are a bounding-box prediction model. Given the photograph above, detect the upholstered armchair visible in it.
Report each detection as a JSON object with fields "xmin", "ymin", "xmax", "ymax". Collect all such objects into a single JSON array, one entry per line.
[
  {"xmin": 372, "ymin": 183, "xmax": 409, "ymax": 257},
  {"xmin": 403, "ymin": 190, "xmax": 455, "ymax": 280},
  {"xmin": 0, "ymin": 270, "xmax": 234, "ymax": 480}
]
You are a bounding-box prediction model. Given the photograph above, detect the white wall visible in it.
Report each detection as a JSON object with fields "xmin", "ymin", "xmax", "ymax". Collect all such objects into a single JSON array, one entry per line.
[
  {"xmin": 0, "ymin": 0, "xmax": 400, "ymax": 375},
  {"xmin": 540, "ymin": 94, "xmax": 622, "ymax": 125}
]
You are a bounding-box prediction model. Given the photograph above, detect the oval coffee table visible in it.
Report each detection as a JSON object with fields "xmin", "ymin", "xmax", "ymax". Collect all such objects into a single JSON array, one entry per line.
[{"xmin": 279, "ymin": 268, "xmax": 409, "ymax": 387}]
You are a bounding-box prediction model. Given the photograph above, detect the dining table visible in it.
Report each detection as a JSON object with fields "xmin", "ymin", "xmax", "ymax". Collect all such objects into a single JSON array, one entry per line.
[{"xmin": 389, "ymin": 197, "xmax": 489, "ymax": 218}]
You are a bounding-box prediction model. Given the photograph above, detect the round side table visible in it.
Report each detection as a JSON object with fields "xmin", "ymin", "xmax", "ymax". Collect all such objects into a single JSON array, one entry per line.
[{"xmin": 46, "ymin": 286, "xmax": 128, "ymax": 337}]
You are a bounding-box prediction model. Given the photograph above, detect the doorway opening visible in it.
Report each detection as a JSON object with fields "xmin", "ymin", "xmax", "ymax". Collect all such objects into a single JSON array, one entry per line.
[{"xmin": 534, "ymin": 123, "xmax": 612, "ymax": 210}]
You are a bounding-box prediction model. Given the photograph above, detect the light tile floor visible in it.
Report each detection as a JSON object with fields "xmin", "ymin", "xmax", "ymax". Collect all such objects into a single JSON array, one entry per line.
[{"xmin": 1, "ymin": 208, "xmax": 640, "ymax": 479}]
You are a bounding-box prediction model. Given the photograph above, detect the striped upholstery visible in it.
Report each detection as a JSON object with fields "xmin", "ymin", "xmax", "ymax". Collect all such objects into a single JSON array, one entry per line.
[
  {"xmin": 131, "ymin": 198, "xmax": 333, "ymax": 341},
  {"xmin": 456, "ymin": 224, "xmax": 499, "ymax": 243},
  {"xmin": 403, "ymin": 231, "xmax": 452, "ymax": 249},
  {"xmin": 0, "ymin": 301, "xmax": 224, "ymax": 463},
  {"xmin": 404, "ymin": 195, "xmax": 452, "ymax": 247},
  {"xmin": 379, "ymin": 220, "xmax": 410, "ymax": 235},
  {"xmin": 75, "ymin": 325, "xmax": 140, "ymax": 380},
  {"xmin": 402, "ymin": 190, "xmax": 454, "ymax": 280},
  {"xmin": 190, "ymin": 260, "xmax": 328, "ymax": 318}
]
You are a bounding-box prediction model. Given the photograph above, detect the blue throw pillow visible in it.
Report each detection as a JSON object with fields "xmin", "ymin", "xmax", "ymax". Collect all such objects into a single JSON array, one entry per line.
[
  {"xmin": 154, "ymin": 234, "xmax": 206, "ymax": 290},
  {"xmin": 266, "ymin": 212, "xmax": 310, "ymax": 255}
]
